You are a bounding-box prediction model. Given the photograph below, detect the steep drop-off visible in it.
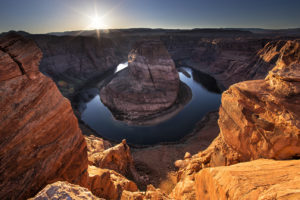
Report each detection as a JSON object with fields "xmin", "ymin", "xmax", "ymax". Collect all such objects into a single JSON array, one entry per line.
[
  {"xmin": 0, "ymin": 33, "xmax": 88, "ymax": 199},
  {"xmin": 26, "ymin": 30, "xmax": 281, "ymax": 100},
  {"xmin": 171, "ymin": 39, "xmax": 300, "ymax": 199}
]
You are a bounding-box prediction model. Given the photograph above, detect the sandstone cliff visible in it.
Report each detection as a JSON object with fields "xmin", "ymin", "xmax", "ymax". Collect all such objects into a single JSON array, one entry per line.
[
  {"xmin": 195, "ymin": 159, "xmax": 300, "ymax": 200},
  {"xmin": 0, "ymin": 33, "xmax": 89, "ymax": 199},
  {"xmin": 0, "ymin": 33, "xmax": 145, "ymax": 200},
  {"xmin": 100, "ymin": 40, "xmax": 180, "ymax": 123},
  {"xmin": 28, "ymin": 34, "xmax": 122, "ymax": 98},
  {"xmin": 164, "ymin": 37, "xmax": 299, "ymax": 89},
  {"xmin": 171, "ymin": 39, "xmax": 300, "ymax": 199}
]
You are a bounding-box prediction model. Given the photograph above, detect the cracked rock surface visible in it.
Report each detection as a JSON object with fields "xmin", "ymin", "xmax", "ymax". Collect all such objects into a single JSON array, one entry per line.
[{"xmin": 100, "ymin": 40, "xmax": 180, "ymax": 122}]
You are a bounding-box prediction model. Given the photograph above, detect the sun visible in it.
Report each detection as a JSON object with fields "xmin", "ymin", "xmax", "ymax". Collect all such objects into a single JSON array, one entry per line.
[{"xmin": 89, "ymin": 15, "xmax": 107, "ymax": 29}]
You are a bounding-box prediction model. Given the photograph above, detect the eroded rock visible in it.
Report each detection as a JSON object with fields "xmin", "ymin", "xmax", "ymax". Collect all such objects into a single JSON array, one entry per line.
[
  {"xmin": 88, "ymin": 166, "xmax": 138, "ymax": 200},
  {"xmin": 121, "ymin": 184, "xmax": 171, "ymax": 200},
  {"xmin": 195, "ymin": 159, "xmax": 300, "ymax": 200},
  {"xmin": 171, "ymin": 39, "xmax": 300, "ymax": 199},
  {"xmin": 86, "ymin": 137, "xmax": 139, "ymax": 182},
  {"xmin": 0, "ymin": 33, "xmax": 88, "ymax": 199},
  {"xmin": 100, "ymin": 40, "xmax": 180, "ymax": 122},
  {"xmin": 29, "ymin": 181, "xmax": 103, "ymax": 200}
]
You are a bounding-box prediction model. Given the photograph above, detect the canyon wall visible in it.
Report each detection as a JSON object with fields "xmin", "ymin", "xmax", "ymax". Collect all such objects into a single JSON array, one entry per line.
[
  {"xmin": 28, "ymin": 34, "xmax": 123, "ymax": 98},
  {"xmin": 26, "ymin": 30, "xmax": 282, "ymax": 100},
  {"xmin": 171, "ymin": 39, "xmax": 300, "ymax": 199},
  {"xmin": 0, "ymin": 33, "xmax": 169, "ymax": 200},
  {"xmin": 0, "ymin": 33, "xmax": 88, "ymax": 199},
  {"xmin": 1, "ymin": 31, "xmax": 300, "ymax": 199},
  {"xmin": 163, "ymin": 36, "xmax": 283, "ymax": 88}
]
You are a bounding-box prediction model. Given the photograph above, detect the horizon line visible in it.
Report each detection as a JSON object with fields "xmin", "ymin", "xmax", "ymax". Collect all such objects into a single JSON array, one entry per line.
[{"xmin": 1, "ymin": 27, "xmax": 300, "ymax": 35}]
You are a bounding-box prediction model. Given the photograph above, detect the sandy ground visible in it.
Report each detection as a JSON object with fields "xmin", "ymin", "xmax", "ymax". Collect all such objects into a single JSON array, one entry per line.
[{"xmin": 131, "ymin": 111, "xmax": 220, "ymax": 193}]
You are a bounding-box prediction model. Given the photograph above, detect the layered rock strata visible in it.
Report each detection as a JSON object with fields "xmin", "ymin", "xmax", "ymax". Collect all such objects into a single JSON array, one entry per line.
[
  {"xmin": 195, "ymin": 159, "xmax": 300, "ymax": 200},
  {"xmin": 0, "ymin": 33, "xmax": 88, "ymax": 199},
  {"xmin": 166, "ymin": 37, "xmax": 300, "ymax": 88},
  {"xmin": 171, "ymin": 40, "xmax": 300, "ymax": 199},
  {"xmin": 100, "ymin": 40, "xmax": 180, "ymax": 122}
]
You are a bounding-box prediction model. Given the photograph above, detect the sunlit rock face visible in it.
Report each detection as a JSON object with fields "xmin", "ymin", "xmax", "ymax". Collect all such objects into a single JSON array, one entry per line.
[
  {"xmin": 88, "ymin": 166, "xmax": 138, "ymax": 200},
  {"xmin": 219, "ymin": 40, "xmax": 300, "ymax": 161},
  {"xmin": 195, "ymin": 159, "xmax": 300, "ymax": 200},
  {"xmin": 0, "ymin": 33, "xmax": 88, "ymax": 200},
  {"xmin": 100, "ymin": 40, "xmax": 180, "ymax": 122},
  {"xmin": 170, "ymin": 40, "xmax": 300, "ymax": 199},
  {"xmin": 121, "ymin": 184, "xmax": 171, "ymax": 200},
  {"xmin": 29, "ymin": 181, "xmax": 103, "ymax": 200},
  {"xmin": 85, "ymin": 136, "xmax": 139, "ymax": 182}
]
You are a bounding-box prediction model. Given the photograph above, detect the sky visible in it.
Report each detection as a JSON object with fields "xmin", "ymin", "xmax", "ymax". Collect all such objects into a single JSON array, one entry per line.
[{"xmin": 0, "ymin": 0, "xmax": 299, "ymax": 34}]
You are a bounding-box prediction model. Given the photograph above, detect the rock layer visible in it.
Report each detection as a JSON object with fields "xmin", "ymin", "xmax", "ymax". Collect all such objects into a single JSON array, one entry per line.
[
  {"xmin": 88, "ymin": 166, "xmax": 138, "ymax": 200},
  {"xmin": 100, "ymin": 40, "xmax": 180, "ymax": 121},
  {"xmin": 171, "ymin": 40, "xmax": 300, "ymax": 199},
  {"xmin": 0, "ymin": 33, "xmax": 88, "ymax": 200},
  {"xmin": 195, "ymin": 159, "xmax": 300, "ymax": 200},
  {"xmin": 85, "ymin": 136, "xmax": 139, "ymax": 181},
  {"xmin": 219, "ymin": 40, "xmax": 300, "ymax": 161}
]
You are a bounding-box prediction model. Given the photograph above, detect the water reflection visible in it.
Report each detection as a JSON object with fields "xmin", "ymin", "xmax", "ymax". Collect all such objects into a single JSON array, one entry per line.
[
  {"xmin": 79, "ymin": 66, "xmax": 221, "ymax": 145},
  {"xmin": 115, "ymin": 62, "xmax": 128, "ymax": 73}
]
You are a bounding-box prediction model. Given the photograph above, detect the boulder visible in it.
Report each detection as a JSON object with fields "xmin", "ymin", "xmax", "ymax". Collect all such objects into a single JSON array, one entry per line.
[
  {"xmin": 121, "ymin": 185, "xmax": 171, "ymax": 200},
  {"xmin": 88, "ymin": 166, "xmax": 138, "ymax": 200},
  {"xmin": 29, "ymin": 181, "xmax": 103, "ymax": 200},
  {"xmin": 85, "ymin": 135, "xmax": 112, "ymax": 165},
  {"xmin": 195, "ymin": 159, "xmax": 300, "ymax": 200},
  {"xmin": 86, "ymin": 136, "xmax": 140, "ymax": 185}
]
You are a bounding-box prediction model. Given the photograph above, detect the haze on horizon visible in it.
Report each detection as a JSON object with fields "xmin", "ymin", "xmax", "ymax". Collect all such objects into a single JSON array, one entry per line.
[{"xmin": 0, "ymin": 0, "xmax": 300, "ymax": 34}]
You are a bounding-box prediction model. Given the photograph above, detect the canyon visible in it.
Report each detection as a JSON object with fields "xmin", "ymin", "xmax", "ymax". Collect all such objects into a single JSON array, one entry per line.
[
  {"xmin": 0, "ymin": 29, "xmax": 300, "ymax": 200},
  {"xmin": 100, "ymin": 40, "xmax": 182, "ymax": 123}
]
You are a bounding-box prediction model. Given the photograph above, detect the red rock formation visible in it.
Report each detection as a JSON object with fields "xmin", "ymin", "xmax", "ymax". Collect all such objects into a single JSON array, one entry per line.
[
  {"xmin": 100, "ymin": 40, "xmax": 180, "ymax": 122},
  {"xmin": 219, "ymin": 40, "xmax": 300, "ymax": 161},
  {"xmin": 0, "ymin": 33, "xmax": 88, "ymax": 199},
  {"xmin": 171, "ymin": 40, "xmax": 300, "ymax": 199},
  {"xmin": 121, "ymin": 184, "xmax": 171, "ymax": 200},
  {"xmin": 88, "ymin": 166, "xmax": 138, "ymax": 200},
  {"xmin": 90, "ymin": 140, "xmax": 136, "ymax": 175},
  {"xmin": 29, "ymin": 181, "xmax": 103, "ymax": 200},
  {"xmin": 195, "ymin": 159, "xmax": 300, "ymax": 200},
  {"xmin": 85, "ymin": 135, "xmax": 112, "ymax": 165}
]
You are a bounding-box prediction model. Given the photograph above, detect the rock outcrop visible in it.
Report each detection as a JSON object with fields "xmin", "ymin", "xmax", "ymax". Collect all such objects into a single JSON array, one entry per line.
[
  {"xmin": 100, "ymin": 40, "xmax": 180, "ymax": 122},
  {"xmin": 86, "ymin": 136, "xmax": 139, "ymax": 181},
  {"xmin": 85, "ymin": 135, "xmax": 112, "ymax": 165},
  {"xmin": 164, "ymin": 37, "xmax": 300, "ymax": 88},
  {"xmin": 195, "ymin": 159, "xmax": 300, "ymax": 200},
  {"xmin": 0, "ymin": 33, "xmax": 88, "ymax": 199},
  {"xmin": 29, "ymin": 181, "xmax": 103, "ymax": 200},
  {"xmin": 121, "ymin": 184, "xmax": 171, "ymax": 200},
  {"xmin": 88, "ymin": 166, "xmax": 138, "ymax": 200},
  {"xmin": 171, "ymin": 39, "xmax": 300, "ymax": 199},
  {"xmin": 218, "ymin": 40, "xmax": 300, "ymax": 161},
  {"xmin": 30, "ymin": 34, "xmax": 121, "ymax": 94}
]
